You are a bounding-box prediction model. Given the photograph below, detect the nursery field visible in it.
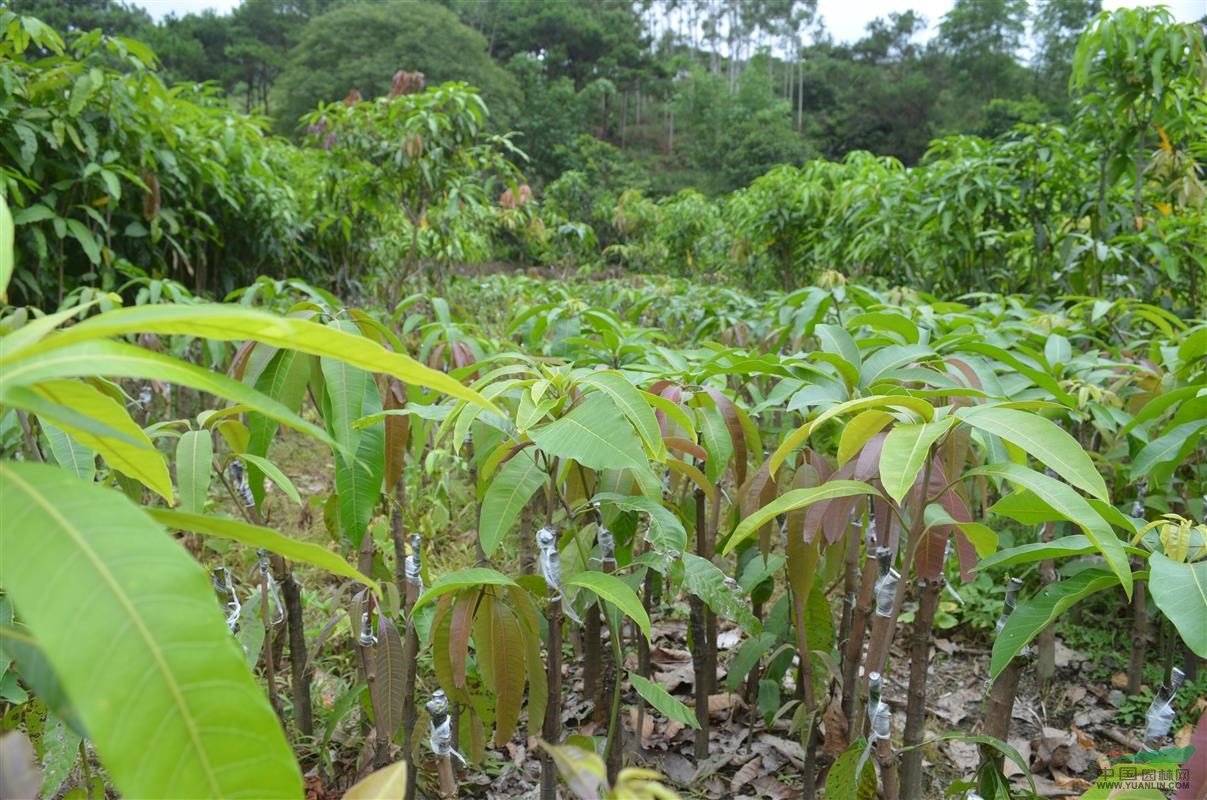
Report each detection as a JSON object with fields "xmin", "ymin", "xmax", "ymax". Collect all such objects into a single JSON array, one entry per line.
[{"xmin": 2, "ymin": 5, "xmax": 1207, "ymax": 800}]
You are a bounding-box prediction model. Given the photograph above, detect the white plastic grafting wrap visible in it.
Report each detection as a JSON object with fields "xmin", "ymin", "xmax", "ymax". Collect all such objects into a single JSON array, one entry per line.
[
  {"xmin": 994, "ymin": 577, "xmax": 1024, "ymax": 635},
  {"xmin": 137, "ymin": 384, "xmax": 153, "ymax": 408},
  {"xmin": 536, "ymin": 527, "xmax": 562, "ymax": 600},
  {"xmin": 229, "ymin": 459, "xmax": 255, "ymax": 508},
  {"xmin": 856, "ymin": 672, "xmax": 892, "ymax": 778},
  {"xmin": 1132, "ymin": 480, "xmax": 1148, "ymax": 519},
  {"xmin": 405, "ymin": 533, "xmax": 424, "ymax": 594},
  {"xmin": 597, "ymin": 525, "xmax": 616, "ymax": 569},
  {"xmin": 942, "ymin": 540, "xmax": 964, "ymax": 604},
  {"xmin": 256, "ymin": 548, "xmax": 285, "ymax": 625},
  {"xmin": 212, "ymin": 567, "xmax": 241, "ymax": 634},
  {"xmin": 873, "ymin": 547, "xmax": 897, "ymax": 618},
  {"xmin": 867, "ymin": 672, "xmax": 891, "ymax": 741},
  {"xmin": 864, "ymin": 514, "xmax": 877, "ymax": 552},
  {"xmin": 1143, "ymin": 668, "xmax": 1184, "ymax": 743},
  {"xmin": 427, "ymin": 689, "xmax": 467, "ymax": 766},
  {"xmin": 358, "ymin": 610, "xmax": 377, "ymax": 647}
]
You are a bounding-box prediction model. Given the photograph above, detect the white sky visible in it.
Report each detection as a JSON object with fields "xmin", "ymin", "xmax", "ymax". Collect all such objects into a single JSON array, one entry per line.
[{"xmin": 130, "ymin": 0, "xmax": 1205, "ymax": 43}]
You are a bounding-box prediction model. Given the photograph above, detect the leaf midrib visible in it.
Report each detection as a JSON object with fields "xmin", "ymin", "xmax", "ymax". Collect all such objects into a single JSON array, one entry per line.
[{"xmin": 4, "ymin": 465, "xmax": 221, "ymax": 795}]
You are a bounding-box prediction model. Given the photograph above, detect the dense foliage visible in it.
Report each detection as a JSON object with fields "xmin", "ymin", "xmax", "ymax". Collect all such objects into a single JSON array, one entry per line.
[{"xmin": 1, "ymin": 6, "xmax": 1206, "ymax": 800}]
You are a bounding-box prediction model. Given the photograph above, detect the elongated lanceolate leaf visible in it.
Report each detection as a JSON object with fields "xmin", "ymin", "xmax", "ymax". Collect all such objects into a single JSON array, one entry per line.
[
  {"xmin": 957, "ymin": 406, "xmax": 1109, "ymax": 501},
  {"xmin": 373, "ymin": 615, "xmax": 405, "ymax": 740},
  {"xmin": 10, "ymin": 303, "xmax": 495, "ymax": 412},
  {"xmin": 413, "ymin": 567, "xmax": 518, "ymax": 613},
  {"xmin": 968, "ymin": 463, "xmax": 1131, "ymax": 598},
  {"xmin": 148, "ymin": 508, "xmax": 375, "ymax": 589},
  {"xmin": 629, "ymin": 672, "xmax": 699, "ymax": 728},
  {"xmin": 726, "ymin": 480, "xmax": 879, "ymax": 555},
  {"xmin": 175, "ymin": 430, "xmax": 213, "ymax": 514},
  {"xmin": 0, "ymin": 340, "xmax": 336, "ymax": 452},
  {"xmin": 479, "ymin": 448, "xmax": 546, "ymax": 558},
  {"xmin": 990, "ymin": 568, "xmax": 1118, "ymax": 680},
  {"xmin": 879, "ymin": 418, "xmax": 954, "ymax": 505},
  {"xmin": 0, "ymin": 462, "xmax": 301, "ymax": 798},
  {"xmin": 566, "ymin": 571, "xmax": 651, "ymax": 641}
]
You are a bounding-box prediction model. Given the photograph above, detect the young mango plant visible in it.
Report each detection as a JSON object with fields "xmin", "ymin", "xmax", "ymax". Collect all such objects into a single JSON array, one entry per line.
[
  {"xmin": 0, "ymin": 217, "xmax": 494, "ymax": 798},
  {"xmin": 727, "ymin": 301, "xmax": 1133, "ymax": 800}
]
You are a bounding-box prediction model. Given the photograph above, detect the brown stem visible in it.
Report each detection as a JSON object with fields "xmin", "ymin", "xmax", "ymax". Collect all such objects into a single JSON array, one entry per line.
[
  {"xmin": 1127, "ymin": 576, "xmax": 1149, "ymax": 695},
  {"xmin": 899, "ymin": 579, "xmax": 941, "ymax": 800},
  {"xmin": 983, "ymin": 660, "xmax": 1023, "ymax": 769},
  {"xmin": 540, "ymin": 465, "xmax": 562, "ymax": 800},
  {"xmin": 540, "ymin": 597, "xmax": 563, "ymax": 800},
  {"xmin": 842, "ymin": 537, "xmax": 879, "ymax": 723},
  {"xmin": 282, "ymin": 573, "xmax": 312, "ymax": 738},
  {"xmin": 690, "ymin": 489, "xmax": 710, "ymax": 760},
  {"xmin": 585, "ymin": 607, "xmax": 602, "ymax": 714}
]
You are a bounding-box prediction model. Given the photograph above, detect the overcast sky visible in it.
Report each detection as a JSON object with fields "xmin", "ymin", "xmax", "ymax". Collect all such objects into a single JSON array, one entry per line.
[{"xmin": 128, "ymin": 0, "xmax": 1204, "ymax": 44}]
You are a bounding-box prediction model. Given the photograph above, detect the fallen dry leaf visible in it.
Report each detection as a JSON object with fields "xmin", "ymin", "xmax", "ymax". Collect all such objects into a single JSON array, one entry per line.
[
  {"xmin": 707, "ymin": 693, "xmax": 744, "ymax": 714},
  {"xmin": 1110, "ymin": 672, "xmax": 1128, "ymax": 689},
  {"xmin": 1003, "ymin": 738, "xmax": 1032, "ymax": 778},
  {"xmin": 946, "ymin": 739, "xmax": 980, "ymax": 773},
  {"xmin": 821, "ymin": 698, "xmax": 849, "ymax": 758},
  {"xmin": 729, "ymin": 755, "xmax": 761, "ymax": 792},
  {"xmin": 629, "ymin": 707, "xmax": 655, "ymax": 748}
]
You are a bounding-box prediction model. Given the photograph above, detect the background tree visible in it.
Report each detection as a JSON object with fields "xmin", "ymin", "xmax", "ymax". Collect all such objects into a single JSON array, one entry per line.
[{"xmin": 272, "ymin": 1, "xmax": 522, "ymax": 131}]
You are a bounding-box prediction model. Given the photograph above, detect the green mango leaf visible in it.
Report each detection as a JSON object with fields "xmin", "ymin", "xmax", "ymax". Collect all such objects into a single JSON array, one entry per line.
[
  {"xmin": 976, "ymin": 535, "xmax": 1096, "ymax": 571},
  {"xmin": 989, "ymin": 568, "xmax": 1118, "ymax": 680},
  {"xmin": 176, "ymin": 430, "xmax": 213, "ymax": 514},
  {"xmin": 43, "ymin": 421, "xmax": 95, "ymax": 482},
  {"xmin": 148, "ymin": 509, "xmax": 375, "ymax": 590},
  {"xmin": 344, "ymin": 761, "xmax": 408, "ymax": 800},
  {"xmin": 1148, "ymin": 552, "xmax": 1207, "ymax": 658},
  {"xmin": 413, "ymin": 567, "xmax": 518, "ymax": 613},
  {"xmin": 1131, "ymin": 420, "xmax": 1207, "ymax": 482},
  {"xmin": 0, "ymin": 623, "xmax": 85, "ymax": 734},
  {"xmin": 239, "ymin": 453, "xmax": 302, "ymax": 507},
  {"xmin": 726, "ymin": 480, "xmax": 879, "ymax": 555},
  {"xmin": 902, "ymin": 732, "xmax": 1035, "ymax": 794},
  {"xmin": 770, "ymin": 395, "xmax": 934, "ymax": 476},
  {"xmin": 577, "ymin": 371, "xmax": 665, "ymax": 459},
  {"xmin": 21, "ymin": 379, "xmax": 172, "ymax": 502},
  {"xmin": 480, "ymin": 448, "xmax": 546, "ymax": 558},
  {"xmin": 923, "ymin": 504, "xmax": 997, "ymax": 558},
  {"xmin": 593, "ymin": 492, "xmax": 687, "ymax": 568},
  {"xmin": 0, "ymin": 340, "xmax": 337, "ymax": 452},
  {"xmin": 826, "ymin": 738, "xmax": 877, "ymax": 800},
  {"xmin": 18, "ymin": 303, "xmax": 494, "ymax": 412},
  {"xmin": 725, "ymin": 633, "xmax": 777, "ymax": 692},
  {"xmin": 988, "ymin": 489, "xmax": 1063, "ymax": 525},
  {"xmin": 0, "ymin": 461, "xmax": 301, "ymax": 798},
  {"xmin": 879, "ymin": 418, "xmax": 955, "ymax": 505},
  {"xmin": 958, "ymin": 406, "xmax": 1109, "ymax": 501},
  {"xmin": 629, "ymin": 672, "xmax": 699, "ymax": 728},
  {"xmin": 968, "ymin": 464, "xmax": 1131, "ymax": 598},
  {"xmin": 531, "ymin": 394, "xmax": 647, "ymax": 473},
  {"xmin": 837, "ymin": 410, "xmax": 893, "ymax": 466},
  {"xmin": 566, "ymin": 571, "xmax": 651, "ymax": 641},
  {"xmin": 680, "ymin": 553, "xmax": 761, "ymax": 634}
]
